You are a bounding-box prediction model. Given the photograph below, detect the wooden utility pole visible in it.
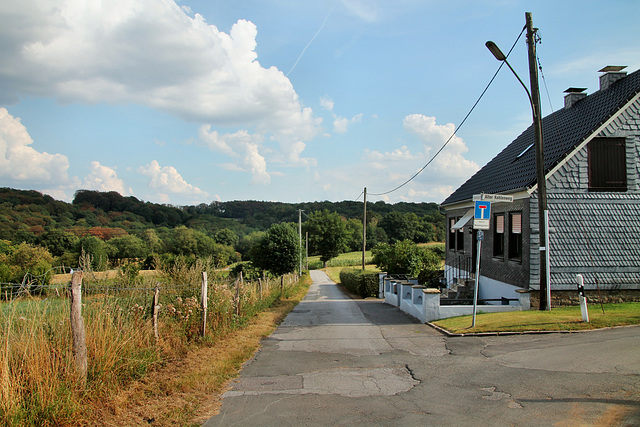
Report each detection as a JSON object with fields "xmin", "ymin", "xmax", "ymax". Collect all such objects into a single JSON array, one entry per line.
[
  {"xmin": 362, "ymin": 187, "xmax": 367, "ymax": 270},
  {"xmin": 526, "ymin": 12, "xmax": 550, "ymax": 310},
  {"xmin": 305, "ymin": 232, "xmax": 309, "ymax": 270},
  {"xmin": 298, "ymin": 209, "xmax": 303, "ymax": 275}
]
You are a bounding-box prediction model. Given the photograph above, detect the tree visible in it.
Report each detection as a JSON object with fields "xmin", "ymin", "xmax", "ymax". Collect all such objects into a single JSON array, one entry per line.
[
  {"xmin": 304, "ymin": 210, "xmax": 347, "ymax": 266},
  {"xmin": 0, "ymin": 242, "xmax": 54, "ymax": 285},
  {"xmin": 371, "ymin": 240, "xmax": 441, "ymax": 278},
  {"xmin": 236, "ymin": 231, "xmax": 265, "ymax": 260},
  {"xmin": 141, "ymin": 228, "xmax": 163, "ymax": 253},
  {"xmin": 214, "ymin": 228, "xmax": 239, "ymax": 247},
  {"xmin": 250, "ymin": 223, "xmax": 299, "ymax": 276},
  {"xmin": 380, "ymin": 212, "xmax": 418, "ymax": 243},
  {"xmin": 78, "ymin": 235, "xmax": 108, "ymax": 270},
  {"xmin": 171, "ymin": 226, "xmax": 198, "ymax": 255},
  {"xmin": 105, "ymin": 235, "xmax": 149, "ymax": 260},
  {"xmin": 38, "ymin": 229, "xmax": 79, "ymax": 257},
  {"xmin": 344, "ymin": 218, "xmax": 363, "ymax": 252}
]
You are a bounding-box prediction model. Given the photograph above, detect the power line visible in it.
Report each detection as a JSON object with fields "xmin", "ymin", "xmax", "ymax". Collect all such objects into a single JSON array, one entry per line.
[{"xmin": 368, "ymin": 26, "xmax": 527, "ymax": 197}]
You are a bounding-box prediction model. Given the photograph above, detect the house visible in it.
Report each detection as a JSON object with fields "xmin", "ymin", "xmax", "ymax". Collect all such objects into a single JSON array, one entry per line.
[{"xmin": 440, "ymin": 66, "xmax": 640, "ymax": 307}]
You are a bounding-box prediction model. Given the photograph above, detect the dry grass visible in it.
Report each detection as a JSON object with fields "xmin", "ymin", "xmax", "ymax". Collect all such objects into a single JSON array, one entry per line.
[
  {"xmin": 1, "ymin": 267, "xmax": 309, "ymax": 426},
  {"xmin": 86, "ymin": 274, "xmax": 311, "ymax": 426}
]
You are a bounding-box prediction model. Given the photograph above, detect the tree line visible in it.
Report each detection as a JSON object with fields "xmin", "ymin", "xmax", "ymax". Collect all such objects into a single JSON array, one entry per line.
[{"xmin": 0, "ymin": 188, "xmax": 445, "ymax": 283}]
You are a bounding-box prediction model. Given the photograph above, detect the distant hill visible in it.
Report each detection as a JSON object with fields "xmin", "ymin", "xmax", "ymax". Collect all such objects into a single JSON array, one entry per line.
[{"xmin": 0, "ymin": 187, "xmax": 444, "ymax": 244}]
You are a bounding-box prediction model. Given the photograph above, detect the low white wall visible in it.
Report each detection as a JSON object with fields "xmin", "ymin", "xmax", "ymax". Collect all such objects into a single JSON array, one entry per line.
[
  {"xmin": 437, "ymin": 304, "xmax": 523, "ymax": 321},
  {"xmin": 384, "ymin": 288, "xmax": 527, "ymax": 323},
  {"xmin": 478, "ymin": 276, "xmax": 522, "ymax": 305}
]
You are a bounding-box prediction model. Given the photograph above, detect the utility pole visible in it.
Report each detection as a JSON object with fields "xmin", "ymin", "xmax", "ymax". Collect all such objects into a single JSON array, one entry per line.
[
  {"xmin": 526, "ymin": 12, "xmax": 550, "ymax": 310},
  {"xmin": 304, "ymin": 231, "xmax": 309, "ymax": 270},
  {"xmin": 298, "ymin": 209, "xmax": 303, "ymax": 275},
  {"xmin": 362, "ymin": 187, "xmax": 367, "ymax": 270}
]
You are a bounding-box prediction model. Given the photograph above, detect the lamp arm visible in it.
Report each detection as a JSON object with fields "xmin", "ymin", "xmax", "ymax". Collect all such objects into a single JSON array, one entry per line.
[{"xmin": 502, "ymin": 59, "xmax": 535, "ymax": 115}]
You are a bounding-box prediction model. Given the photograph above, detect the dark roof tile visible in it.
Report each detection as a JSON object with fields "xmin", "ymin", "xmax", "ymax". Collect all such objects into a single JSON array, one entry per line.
[{"xmin": 442, "ymin": 68, "xmax": 640, "ymax": 206}]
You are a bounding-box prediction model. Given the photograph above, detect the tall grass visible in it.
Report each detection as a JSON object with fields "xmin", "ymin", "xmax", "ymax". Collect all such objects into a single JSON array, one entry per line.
[{"xmin": 0, "ymin": 259, "xmax": 302, "ymax": 426}]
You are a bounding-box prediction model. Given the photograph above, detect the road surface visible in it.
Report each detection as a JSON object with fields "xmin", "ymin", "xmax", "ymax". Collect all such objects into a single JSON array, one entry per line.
[{"xmin": 206, "ymin": 270, "xmax": 640, "ymax": 426}]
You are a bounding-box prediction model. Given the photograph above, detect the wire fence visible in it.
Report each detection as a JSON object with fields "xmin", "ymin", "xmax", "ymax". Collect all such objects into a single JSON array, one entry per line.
[
  {"xmin": 0, "ymin": 263, "xmax": 305, "ymax": 424},
  {"xmin": 1, "ymin": 265, "xmax": 302, "ymax": 378}
]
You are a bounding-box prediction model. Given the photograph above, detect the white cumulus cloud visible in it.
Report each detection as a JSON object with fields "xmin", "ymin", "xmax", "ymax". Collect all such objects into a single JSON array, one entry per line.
[
  {"xmin": 82, "ymin": 161, "xmax": 131, "ymax": 195},
  {"xmin": 138, "ymin": 160, "xmax": 208, "ymax": 203},
  {"xmin": 403, "ymin": 114, "xmax": 479, "ymax": 179},
  {"xmin": 333, "ymin": 113, "xmax": 363, "ymax": 134},
  {"xmin": 198, "ymin": 125, "xmax": 270, "ymax": 184},
  {"xmin": 0, "ymin": 0, "xmax": 321, "ymax": 175},
  {"xmin": 0, "ymin": 107, "xmax": 71, "ymax": 186}
]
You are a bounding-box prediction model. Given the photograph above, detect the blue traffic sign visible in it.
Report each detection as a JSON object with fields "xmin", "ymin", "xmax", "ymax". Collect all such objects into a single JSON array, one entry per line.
[{"xmin": 474, "ymin": 200, "xmax": 491, "ymax": 220}]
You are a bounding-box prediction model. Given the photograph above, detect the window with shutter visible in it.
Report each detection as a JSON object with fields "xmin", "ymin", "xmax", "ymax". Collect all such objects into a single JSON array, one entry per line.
[
  {"xmin": 448, "ymin": 218, "xmax": 456, "ymax": 250},
  {"xmin": 493, "ymin": 213, "xmax": 504, "ymax": 258},
  {"xmin": 588, "ymin": 138, "xmax": 627, "ymax": 191},
  {"xmin": 508, "ymin": 212, "xmax": 522, "ymax": 260}
]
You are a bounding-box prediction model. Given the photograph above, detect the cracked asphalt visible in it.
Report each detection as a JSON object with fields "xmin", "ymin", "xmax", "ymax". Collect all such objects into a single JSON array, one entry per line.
[{"xmin": 205, "ymin": 270, "xmax": 640, "ymax": 426}]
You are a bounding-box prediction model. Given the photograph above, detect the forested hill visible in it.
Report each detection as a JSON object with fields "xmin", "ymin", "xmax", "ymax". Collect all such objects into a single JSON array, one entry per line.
[{"xmin": 0, "ymin": 187, "xmax": 444, "ymax": 243}]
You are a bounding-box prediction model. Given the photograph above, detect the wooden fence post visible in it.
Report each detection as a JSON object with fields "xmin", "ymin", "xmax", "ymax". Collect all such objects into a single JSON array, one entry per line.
[
  {"xmin": 70, "ymin": 271, "xmax": 87, "ymax": 383},
  {"xmin": 201, "ymin": 271, "xmax": 208, "ymax": 337},
  {"xmin": 280, "ymin": 275, "xmax": 284, "ymax": 292},
  {"xmin": 152, "ymin": 283, "xmax": 160, "ymax": 343},
  {"xmin": 235, "ymin": 279, "xmax": 240, "ymax": 316},
  {"xmin": 258, "ymin": 278, "xmax": 263, "ymax": 298}
]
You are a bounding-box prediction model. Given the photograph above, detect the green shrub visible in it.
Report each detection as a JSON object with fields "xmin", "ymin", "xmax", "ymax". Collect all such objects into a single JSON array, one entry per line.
[
  {"xmin": 339, "ymin": 268, "xmax": 379, "ymax": 298},
  {"xmin": 372, "ymin": 240, "xmax": 441, "ymax": 280},
  {"xmin": 229, "ymin": 261, "xmax": 262, "ymax": 281}
]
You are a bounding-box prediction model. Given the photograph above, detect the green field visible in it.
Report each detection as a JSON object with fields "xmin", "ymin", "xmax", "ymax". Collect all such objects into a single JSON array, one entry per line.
[{"xmin": 307, "ymin": 250, "xmax": 373, "ymax": 269}]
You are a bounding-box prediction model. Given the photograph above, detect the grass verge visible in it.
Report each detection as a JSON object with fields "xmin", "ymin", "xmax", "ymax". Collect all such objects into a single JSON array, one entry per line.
[
  {"xmin": 432, "ymin": 302, "xmax": 640, "ymax": 334},
  {"xmin": 88, "ymin": 273, "xmax": 312, "ymax": 426}
]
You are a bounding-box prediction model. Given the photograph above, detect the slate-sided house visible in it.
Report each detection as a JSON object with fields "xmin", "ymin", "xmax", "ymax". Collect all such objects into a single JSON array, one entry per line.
[{"xmin": 440, "ymin": 67, "xmax": 640, "ymax": 305}]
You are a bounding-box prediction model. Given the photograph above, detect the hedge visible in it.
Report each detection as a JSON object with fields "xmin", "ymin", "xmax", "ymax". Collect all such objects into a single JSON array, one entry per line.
[{"xmin": 339, "ymin": 268, "xmax": 379, "ymax": 298}]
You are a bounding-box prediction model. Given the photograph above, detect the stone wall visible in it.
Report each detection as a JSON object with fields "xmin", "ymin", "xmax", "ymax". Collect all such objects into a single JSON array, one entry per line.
[{"xmin": 529, "ymin": 289, "xmax": 640, "ymax": 308}]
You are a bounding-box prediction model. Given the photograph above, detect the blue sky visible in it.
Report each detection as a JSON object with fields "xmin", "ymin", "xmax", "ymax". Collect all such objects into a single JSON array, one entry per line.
[{"xmin": 1, "ymin": 0, "xmax": 639, "ymax": 206}]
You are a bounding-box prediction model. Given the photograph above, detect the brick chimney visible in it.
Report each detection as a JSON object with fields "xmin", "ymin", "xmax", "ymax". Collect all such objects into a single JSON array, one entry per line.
[
  {"xmin": 599, "ymin": 65, "xmax": 627, "ymax": 90},
  {"xmin": 564, "ymin": 87, "xmax": 587, "ymax": 109}
]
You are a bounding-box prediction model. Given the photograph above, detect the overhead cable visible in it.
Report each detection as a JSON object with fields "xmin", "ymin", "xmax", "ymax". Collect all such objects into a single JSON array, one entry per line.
[{"xmin": 368, "ymin": 26, "xmax": 527, "ymax": 197}]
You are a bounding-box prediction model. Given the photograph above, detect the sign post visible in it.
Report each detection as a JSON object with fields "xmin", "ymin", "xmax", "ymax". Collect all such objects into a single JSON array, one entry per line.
[
  {"xmin": 471, "ymin": 230, "xmax": 484, "ymax": 327},
  {"xmin": 471, "ymin": 200, "xmax": 491, "ymax": 328}
]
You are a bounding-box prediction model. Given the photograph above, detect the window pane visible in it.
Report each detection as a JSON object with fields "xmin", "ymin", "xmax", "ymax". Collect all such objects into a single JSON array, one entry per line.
[
  {"xmin": 448, "ymin": 218, "xmax": 456, "ymax": 250},
  {"xmin": 493, "ymin": 214, "xmax": 504, "ymax": 258},
  {"xmin": 511, "ymin": 213, "xmax": 522, "ymax": 234},
  {"xmin": 496, "ymin": 214, "xmax": 504, "ymax": 233},
  {"xmin": 508, "ymin": 212, "xmax": 522, "ymax": 260}
]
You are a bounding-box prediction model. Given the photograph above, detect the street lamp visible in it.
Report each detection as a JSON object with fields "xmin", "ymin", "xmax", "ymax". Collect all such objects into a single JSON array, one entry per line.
[{"xmin": 485, "ymin": 13, "xmax": 550, "ymax": 311}]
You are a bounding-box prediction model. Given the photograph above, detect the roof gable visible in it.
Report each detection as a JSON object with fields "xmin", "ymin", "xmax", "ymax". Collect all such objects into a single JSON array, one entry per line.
[{"xmin": 441, "ymin": 68, "xmax": 640, "ymax": 206}]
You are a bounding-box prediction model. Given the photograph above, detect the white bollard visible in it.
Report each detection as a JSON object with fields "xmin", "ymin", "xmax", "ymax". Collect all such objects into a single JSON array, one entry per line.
[{"xmin": 576, "ymin": 274, "xmax": 589, "ymax": 322}]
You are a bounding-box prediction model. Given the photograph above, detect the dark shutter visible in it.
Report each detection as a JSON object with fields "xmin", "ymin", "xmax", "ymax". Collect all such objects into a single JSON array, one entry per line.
[{"xmin": 589, "ymin": 138, "xmax": 627, "ymax": 191}]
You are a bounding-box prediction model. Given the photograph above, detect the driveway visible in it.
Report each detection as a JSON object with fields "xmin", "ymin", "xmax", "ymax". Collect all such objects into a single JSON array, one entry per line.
[{"xmin": 205, "ymin": 270, "xmax": 640, "ymax": 426}]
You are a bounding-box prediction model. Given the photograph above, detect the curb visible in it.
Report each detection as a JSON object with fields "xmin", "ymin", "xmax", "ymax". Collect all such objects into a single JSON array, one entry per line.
[{"xmin": 425, "ymin": 322, "xmax": 639, "ymax": 337}]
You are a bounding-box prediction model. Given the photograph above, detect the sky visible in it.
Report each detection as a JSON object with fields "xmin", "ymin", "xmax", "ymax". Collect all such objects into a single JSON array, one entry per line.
[{"xmin": 1, "ymin": 1, "xmax": 639, "ymax": 206}]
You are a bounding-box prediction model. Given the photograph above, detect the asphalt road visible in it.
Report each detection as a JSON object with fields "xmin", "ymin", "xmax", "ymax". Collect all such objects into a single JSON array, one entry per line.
[{"xmin": 205, "ymin": 270, "xmax": 640, "ymax": 426}]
